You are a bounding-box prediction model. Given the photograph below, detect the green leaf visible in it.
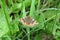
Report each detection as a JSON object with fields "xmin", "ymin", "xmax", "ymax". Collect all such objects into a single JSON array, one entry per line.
[
  {"xmin": 0, "ymin": 0, "xmax": 12, "ymax": 35},
  {"xmin": 11, "ymin": 20, "xmax": 19, "ymax": 34},
  {"xmin": 0, "ymin": 9, "xmax": 9, "ymax": 37},
  {"xmin": 8, "ymin": 0, "xmax": 13, "ymax": 7},
  {"xmin": 34, "ymin": 33, "xmax": 42, "ymax": 40},
  {"xmin": 30, "ymin": 0, "xmax": 35, "ymax": 18},
  {"xmin": 10, "ymin": 0, "xmax": 32, "ymax": 13},
  {"xmin": 26, "ymin": 27, "xmax": 30, "ymax": 40},
  {"xmin": 1, "ymin": 35, "xmax": 12, "ymax": 40},
  {"xmin": 45, "ymin": 22, "xmax": 53, "ymax": 33},
  {"xmin": 56, "ymin": 38, "xmax": 60, "ymax": 40},
  {"xmin": 10, "ymin": 13, "xmax": 19, "ymax": 34},
  {"xmin": 22, "ymin": 2, "xmax": 26, "ymax": 17},
  {"xmin": 56, "ymin": 31, "xmax": 60, "ymax": 37}
]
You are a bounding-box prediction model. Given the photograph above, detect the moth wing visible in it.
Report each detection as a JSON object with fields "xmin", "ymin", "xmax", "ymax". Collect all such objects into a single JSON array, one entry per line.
[{"xmin": 29, "ymin": 19, "xmax": 39, "ymax": 28}]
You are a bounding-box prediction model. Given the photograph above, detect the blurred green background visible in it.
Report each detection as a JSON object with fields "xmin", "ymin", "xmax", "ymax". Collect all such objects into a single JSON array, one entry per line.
[{"xmin": 0, "ymin": 0, "xmax": 60, "ymax": 40}]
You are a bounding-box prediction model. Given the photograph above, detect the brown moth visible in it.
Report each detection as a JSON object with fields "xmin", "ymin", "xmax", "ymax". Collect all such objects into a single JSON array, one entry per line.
[{"xmin": 19, "ymin": 16, "xmax": 39, "ymax": 28}]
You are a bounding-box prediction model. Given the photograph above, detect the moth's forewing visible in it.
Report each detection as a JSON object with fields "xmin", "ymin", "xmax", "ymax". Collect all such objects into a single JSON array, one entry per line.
[
  {"xmin": 20, "ymin": 18, "xmax": 27, "ymax": 26},
  {"xmin": 19, "ymin": 16, "xmax": 39, "ymax": 28}
]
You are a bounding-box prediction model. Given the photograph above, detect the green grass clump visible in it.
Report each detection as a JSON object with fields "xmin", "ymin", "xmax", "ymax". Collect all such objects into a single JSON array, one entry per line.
[{"xmin": 0, "ymin": 0, "xmax": 60, "ymax": 40}]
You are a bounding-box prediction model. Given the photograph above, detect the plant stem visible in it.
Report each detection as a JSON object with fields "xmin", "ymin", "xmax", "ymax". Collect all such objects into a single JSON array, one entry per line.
[{"xmin": 26, "ymin": 27, "xmax": 30, "ymax": 40}]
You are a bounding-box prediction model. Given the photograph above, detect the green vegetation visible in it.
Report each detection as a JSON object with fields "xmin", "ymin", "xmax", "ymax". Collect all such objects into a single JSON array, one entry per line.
[{"xmin": 0, "ymin": 0, "xmax": 60, "ymax": 40}]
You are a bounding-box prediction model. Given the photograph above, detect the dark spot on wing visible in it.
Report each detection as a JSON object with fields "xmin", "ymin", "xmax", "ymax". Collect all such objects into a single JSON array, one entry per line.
[{"xmin": 23, "ymin": 16, "xmax": 33, "ymax": 25}]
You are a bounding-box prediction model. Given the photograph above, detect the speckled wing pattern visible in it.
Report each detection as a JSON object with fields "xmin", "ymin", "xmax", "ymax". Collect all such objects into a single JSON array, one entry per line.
[{"xmin": 19, "ymin": 16, "xmax": 38, "ymax": 28}]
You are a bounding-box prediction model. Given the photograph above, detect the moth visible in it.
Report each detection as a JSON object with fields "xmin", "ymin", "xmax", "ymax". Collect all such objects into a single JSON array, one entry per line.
[{"xmin": 19, "ymin": 16, "xmax": 39, "ymax": 28}]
